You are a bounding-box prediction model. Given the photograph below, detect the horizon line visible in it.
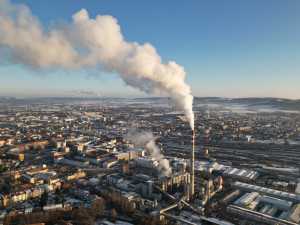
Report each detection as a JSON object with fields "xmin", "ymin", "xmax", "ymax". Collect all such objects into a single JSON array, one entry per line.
[{"xmin": 1, "ymin": 96, "xmax": 299, "ymax": 101}]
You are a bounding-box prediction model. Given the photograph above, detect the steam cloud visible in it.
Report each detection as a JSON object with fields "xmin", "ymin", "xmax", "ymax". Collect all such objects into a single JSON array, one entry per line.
[
  {"xmin": 0, "ymin": 0, "xmax": 194, "ymax": 130},
  {"xmin": 126, "ymin": 129, "xmax": 171, "ymax": 176}
]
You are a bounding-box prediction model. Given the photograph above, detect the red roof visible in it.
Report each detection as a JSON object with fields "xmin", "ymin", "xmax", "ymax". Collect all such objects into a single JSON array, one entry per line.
[
  {"xmin": 12, "ymin": 140, "xmax": 48, "ymax": 148},
  {"xmin": 120, "ymin": 164, "xmax": 129, "ymax": 167},
  {"xmin": 53, "ymin": 137, "xmax": 64, "ymax": 141},
  {"xmin": 105, "ymin": 158, "xmax": 117, "ymax": 164},
  {"xmin": 100, "ymin": 153, "xmax": 110, "ymax": 158},
  {"xmin": 10, "ymin": 137, "xmax": 21, "ymax": 140}
]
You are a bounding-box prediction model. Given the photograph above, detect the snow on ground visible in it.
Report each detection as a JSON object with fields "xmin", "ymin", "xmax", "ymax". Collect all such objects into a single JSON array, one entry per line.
[
  {"xmin": 95, "ymin": 220, "xmax": 133, "ymax": 225},
  {"xmin": 262, "ymin": 166, "xmax": 299, "ymax": 174},
  {"xmin": 201, "ymin": 216, "xmax": 234, "ymax": 225},
  {"xmin": 64, "ymin": 197, "xmax": 81, "ymax": 204}
]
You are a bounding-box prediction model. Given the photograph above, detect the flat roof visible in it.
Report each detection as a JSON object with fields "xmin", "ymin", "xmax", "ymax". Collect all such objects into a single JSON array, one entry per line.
[{"xmin": 233, "ymin": 181, "xmax": 300, "ymax": 203}]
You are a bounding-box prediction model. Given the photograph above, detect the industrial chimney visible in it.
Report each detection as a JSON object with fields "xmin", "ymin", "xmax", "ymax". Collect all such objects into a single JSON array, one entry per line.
[
  {"xmin": 98, "ymin": 96, "xmax": 101, "ymax": 112},
  {"xmin": 190, "ymin": 130, "xmax": 195, "ymax": 197}
]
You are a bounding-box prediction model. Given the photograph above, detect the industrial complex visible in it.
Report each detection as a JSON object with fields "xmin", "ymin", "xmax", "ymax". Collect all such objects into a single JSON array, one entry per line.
[{"xmin": 0, "ymin": 97, "xmax": 299, "ymax": 224}]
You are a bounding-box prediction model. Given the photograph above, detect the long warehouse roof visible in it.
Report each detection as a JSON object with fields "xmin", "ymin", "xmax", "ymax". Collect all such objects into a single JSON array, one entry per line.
[{"xmin": 233, "ymin": 182, "xmax": 300, "ymax": 203}]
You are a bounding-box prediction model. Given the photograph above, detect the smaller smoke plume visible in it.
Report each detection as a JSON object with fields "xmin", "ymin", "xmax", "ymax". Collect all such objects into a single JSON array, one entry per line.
[
  {"xmin": 126, "ymin": 129, "xmax": 171, "ymax": 176},
  {"xmin": 72, "ymin": 89, "xmax": 100, "ymax": 97},
  {"xmin": 71, "ymin": 89, "xmax": 101, "ymax": 109}
]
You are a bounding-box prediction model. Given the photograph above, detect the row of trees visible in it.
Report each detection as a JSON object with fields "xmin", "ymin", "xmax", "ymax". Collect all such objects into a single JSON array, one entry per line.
[
  {"xmin": 110, "ymin": 187, "xmax": 135, "ymax": 213},
  {"xmin": 3, "ymin": 198, "xmax": 106, "ymax": 225},
  {"xmin": 3, "ymin": 184, "xmax": 168, "ymax": 225}
]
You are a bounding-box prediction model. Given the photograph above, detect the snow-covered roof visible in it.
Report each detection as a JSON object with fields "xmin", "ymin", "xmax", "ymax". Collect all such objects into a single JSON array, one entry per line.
[{"xmin": 233, "ymin": 181, "xmax": 300, "ymax": 203}]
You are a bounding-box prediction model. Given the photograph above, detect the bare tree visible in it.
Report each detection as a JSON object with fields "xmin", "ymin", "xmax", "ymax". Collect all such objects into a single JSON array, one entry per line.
[
  {"xmin": 90, "ymin": 198, "xmax": 106, "ymax": 218},
  {"xmin": 109, "ymin": 208, "xmax": 117, "ymax": 223}
]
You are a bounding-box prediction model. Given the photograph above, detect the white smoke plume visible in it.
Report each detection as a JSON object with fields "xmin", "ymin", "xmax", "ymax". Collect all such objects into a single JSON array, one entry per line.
[
  {"xmin": 126, "ymin": 129, "xmax": 171, "ymax": 176},
  {"xmin": 0, "ymin": 0, "xmax": 194, "ymax": 129}
]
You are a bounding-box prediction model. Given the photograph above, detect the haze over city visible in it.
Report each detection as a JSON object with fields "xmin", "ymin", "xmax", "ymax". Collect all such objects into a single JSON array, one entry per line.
[{"xmin": 1, "ymin": 0, "xmax": 300, "ymax": 99}]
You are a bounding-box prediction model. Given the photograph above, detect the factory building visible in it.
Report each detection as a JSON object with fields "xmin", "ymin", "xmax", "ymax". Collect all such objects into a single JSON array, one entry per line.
[
  {"xmin": 226, "ymin": 191, "xmax": 300, "ymax": 225},
  {"xmin": 220, "ymin": 189, "xmax": 240, "ymax": 205},
  {"xmin": 233, "ymin": 192, "xmax": 260, "ymax": 208},
  {"xmin": 233, "ymin": 182, "xmax": 300, "ymax": 203},
  {"xmin": 141, "ymin": 180, "xmax": 163, "ymax": 201},
  {"xmin": 155, "ymin": 171, "xmax": 190, "ymax": 192},
  {"xmin": 257, "ymin": 196, "xmax": 293, "ymax": 211},
  {"xmin": 226, "ymin": 205, "xmax": 298, "ymax": 225},
  {"xmin": 135, "ymin": 157, "xmax": 159, "ymax": 169},
  {"xmin": 285, "ymin": 203, "xmax": 300, "ymax": 224},
  {"xmin": 223, "ymin": 168, "xmax": 259, "ymax": 182}
]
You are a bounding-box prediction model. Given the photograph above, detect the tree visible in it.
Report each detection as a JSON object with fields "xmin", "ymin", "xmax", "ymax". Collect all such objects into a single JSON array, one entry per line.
[
  {"xmin": 55, "ymin": 193, "xmax": 60, "ymax": 204},
  {"xmin": 3, "ymin": 216, "xmax": 12, "ymax": 225},
  {"xmin": 61, "ymin": 182, "xmax": 72, "ymax": 193},
  {"xmin": 16, "ymin": 215, "xmax": 26, "ymax": 225},
  {"xmin": 48, "ymin": 211, "xmax": 63, "ymax": 225},
  {"xmin": 111, "ymin": 186, "xmax": 117, "ymax": 203},
  {"xmin": 2, "ymin": 182, "xmax": 9, "ymax": 193},
  {"xmin": 25, "ymin": 214, "xmax": 32, "ymax": 224},
  {"xmin": 109, "ymin": 208, "xmax": 117, "ymax": 223},
  {"xmin": 149, "ymin": 215, "xmax": 158, "ymax": 225},
  {"xmin": 128, "ymin": 202, "xmax": 135, "ymax": 213},
  {"xmin": 40, "ymin": 190, "xmax": 48, "ymax": 207},
  {"xmin": 73, "ymin": 208, "xmax": 94, "ymax": 225},
  {"xmin": 55, "ymin": 188, "xmax": 61, "ymax": 204},
  {"xmin": 138, "ymin": 218, "xmax": 146, "ymax": 225},
  {"xmin": 90, "ymin": 198, "xmax": 106, "ymax": 218},
  {"xmin": 120, "ymin": 193, "xmax": 125, "ymax": 210}
]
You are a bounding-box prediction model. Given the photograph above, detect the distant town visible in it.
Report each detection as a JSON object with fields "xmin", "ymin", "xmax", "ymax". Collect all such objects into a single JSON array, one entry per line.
[{"xmin": 0, "ymin": 97, "xmax": 299, "ymax": 225}]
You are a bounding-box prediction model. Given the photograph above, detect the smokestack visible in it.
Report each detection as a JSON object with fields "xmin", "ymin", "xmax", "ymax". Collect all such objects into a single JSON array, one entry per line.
[
  {"xmin": 190, "ymin": 130, "xmax": 195, "ymax": 197},
  {"xmin": 92, "ymin": 91, "xmax": 101, "ymax": 112},
  {"xmin": 98, "ymin": 95, "xmax": 101, "ymax": 112}
]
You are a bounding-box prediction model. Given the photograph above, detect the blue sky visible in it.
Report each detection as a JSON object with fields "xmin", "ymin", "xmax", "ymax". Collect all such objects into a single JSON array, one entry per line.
[{"xmin": 1, "ymin": 0, "xmax": 300, "ymax": 99}]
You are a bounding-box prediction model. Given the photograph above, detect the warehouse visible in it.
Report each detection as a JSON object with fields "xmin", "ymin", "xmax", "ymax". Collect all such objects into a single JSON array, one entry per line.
[
  {"xmin": 223, "ymin": 168, "xmax": 259, "ymax": 182},
  {"xmin": 233, "ymin": 182, "xmax": 300, "ymax": 203}
]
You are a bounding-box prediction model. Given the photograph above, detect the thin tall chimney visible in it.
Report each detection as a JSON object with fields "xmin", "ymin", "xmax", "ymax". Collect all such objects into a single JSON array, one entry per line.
[
  {"xmin": 191, "ymin": 130, "xmax": 195, "ymax": 197},
  {"xmin": 98, "ymin": 96, "xmax": 101, "ymax": 112}
]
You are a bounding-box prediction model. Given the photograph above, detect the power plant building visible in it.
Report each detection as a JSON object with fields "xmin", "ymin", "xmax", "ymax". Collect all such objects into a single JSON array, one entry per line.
[
  {"xmin": 135, "ymin": 157, "xmax": 159, "ymax": 169},
  {"xmin": 155, "ymin": 171, "xmax": 190, "ymax": 192},
  {"xmin": 234, "ymin": 192, "xmax": 260, "ymax": 207}
]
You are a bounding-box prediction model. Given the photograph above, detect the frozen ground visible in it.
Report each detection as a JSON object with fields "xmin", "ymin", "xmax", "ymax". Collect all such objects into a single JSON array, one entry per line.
[{"xmin": 95, "ymin": 220, "xmax": 134, "ymax": 225}]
